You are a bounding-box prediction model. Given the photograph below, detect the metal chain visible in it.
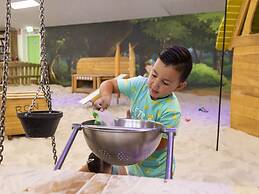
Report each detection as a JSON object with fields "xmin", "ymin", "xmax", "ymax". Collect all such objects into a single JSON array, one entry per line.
[
  {"xmin": 39, "ymin": 0, "xmax": 57, "ymax": 164},
  {"xmin": 51, "ymin": 136, "xmax": 58, "ymax": 164},
  {"xmin": 28, "ymin": 0, "xmax": 57, "ymax": 164},
  {"xmin": 29, "ymin": 0, "xmax": 52, "ymax": 112},
  {"xmin": 0, "ymin": 0, "xmax": 57, "ymax": 166},
  {"xmin": 39, "ymin": 0, "xmax": 52, "ymax": 111},
  {"xmin": 28, "ymin": 86, "xmax": 42, "ymax": 113},
  {"xmin": 0, "ymin": 0, "xmax": 11, "ymax": 165}
]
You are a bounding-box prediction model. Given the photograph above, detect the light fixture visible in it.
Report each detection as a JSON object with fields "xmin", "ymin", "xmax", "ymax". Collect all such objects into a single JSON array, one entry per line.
[
  {"xmin": 11, "ymin": 0, "xmax": 39, "ymax": 10},
  {"xmin": 25, "ymin": 26, "xmax": 34, "ymax": 33}
]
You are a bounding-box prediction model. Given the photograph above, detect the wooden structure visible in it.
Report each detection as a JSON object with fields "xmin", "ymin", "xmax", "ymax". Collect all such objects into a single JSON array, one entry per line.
[
  {"xmin": 216, "ymin": 0, "xmax": 259, "ymax": 136},
  {"xmin": 0, "ymin": 61, "xmax": 40, "ymax": 85},
  {"xmin": 79, "ymin": 74, "xmax": 128, "ymax": 105},
  {"xmin": 4, "ymin": 170, "xmax": 259, "ymax": 194},
  {"xmin": 1, "ymin": 92, "xmax": 48, "ymax": 139},
  {"xmin": 72, "ymin": 43, "xmax": 136, "ymax": 93},
  {"xmin": 0, "ymin": 29, "xmax": 18, "ymax": 61}
]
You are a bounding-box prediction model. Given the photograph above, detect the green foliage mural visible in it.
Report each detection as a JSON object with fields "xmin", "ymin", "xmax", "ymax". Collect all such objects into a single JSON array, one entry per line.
[
  {"xmin": 46, "ymin": 12, "xmax": 232, "ymax": 89},
  {"xmin": 132, "ymin": 13, "xmax": 224, "ymax": 68},
  {"xmin": 188, "ymin": 63, "xmax": 229, "ymax": 88}
]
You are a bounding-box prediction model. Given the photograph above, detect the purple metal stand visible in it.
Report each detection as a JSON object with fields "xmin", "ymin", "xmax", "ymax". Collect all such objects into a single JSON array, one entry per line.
[
  {"xmin": 54, "ymin": 124, "xmax": 82, "ymax": 170},
  {"xmin": 165, "ymin": 128, "xmax": 176, "ymax": 180}
]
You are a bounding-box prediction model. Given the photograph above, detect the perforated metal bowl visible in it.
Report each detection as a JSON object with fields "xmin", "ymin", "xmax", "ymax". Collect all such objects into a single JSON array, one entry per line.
[{"xmin": 82, "ymin": 119, "xmax": 164, "ymax": 166}]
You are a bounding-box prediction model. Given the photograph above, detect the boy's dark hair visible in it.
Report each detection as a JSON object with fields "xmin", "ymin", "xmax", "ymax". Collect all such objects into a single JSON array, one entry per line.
[
  {"xmin": 159, "ymin": 46, "xmax": 193, "ymax": 82},
  {"xmin": 87, "ymin": 152, "xmax": 111, "ymax": 173}
]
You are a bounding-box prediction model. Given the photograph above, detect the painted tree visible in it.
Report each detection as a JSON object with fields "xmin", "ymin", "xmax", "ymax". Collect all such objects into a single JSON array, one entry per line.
[{"xmin": 133, "ymin": 12, "xmax": 223, "ymax": 69}]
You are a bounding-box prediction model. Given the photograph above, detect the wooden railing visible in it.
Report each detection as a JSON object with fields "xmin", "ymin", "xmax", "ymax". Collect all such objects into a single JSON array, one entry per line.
[{"xmin": 0, "ymin": 61, "xmax": 40, "ymax": 85}]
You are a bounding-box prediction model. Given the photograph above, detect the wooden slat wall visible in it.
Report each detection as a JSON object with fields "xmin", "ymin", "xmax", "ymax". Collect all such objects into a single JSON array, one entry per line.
[
  {"xmin": 72, "ymin": 44, "xmax": 136, "ymax": 93},
  {"xmin": 0, "ymin": 61, "xmax": 40, "ymax": 85},
  {"xmin": 0, "ymin": 91, "xmax": 48, "ymax": 137},
  {"xmin": 10, "ymin": 31, "xmax": 18, "ymax": 61},
  {"xmin": 77, "ymin": 57, "xmax": 115, "ymax": 75},
  {"xmin": 231, "ymin": 42, "xmax": 259, "ymax": 136},
  {"xmin": 76, "ymin": 56, "xmax": 132, "ymax": 76}
]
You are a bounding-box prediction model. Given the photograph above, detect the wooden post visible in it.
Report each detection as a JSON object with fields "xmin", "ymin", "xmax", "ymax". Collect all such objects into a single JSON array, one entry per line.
[
  {"xmin": 115, "ymin": 43, "xmax": 120, "ymax": 77},
  {"xmin": 242, "ymin": 0, "xmax": 258, "ymax": 35},
  {"xmin": 129, "ymin": 43, "xmax": 136, "ymax": 78},
  {"xmin": 96, "ymin": 77, "xmax": 101, "ymax": 89},
  {"xmin": 229, "ymin": 0, "xmax": 251, "ymax": 48}
]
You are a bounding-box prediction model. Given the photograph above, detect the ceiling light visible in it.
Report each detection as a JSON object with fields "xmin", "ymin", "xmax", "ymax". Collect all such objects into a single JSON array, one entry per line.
[
  {"xmin": 11, "ymin": 0, "xmax": 39, "ymax": 10},
  {"xmin": 25, "ymin": 26, "xmax": 34, "ymax": 33}
]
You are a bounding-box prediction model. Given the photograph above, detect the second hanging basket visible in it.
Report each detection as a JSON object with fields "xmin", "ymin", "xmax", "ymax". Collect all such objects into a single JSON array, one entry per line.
[{"xmin": 17, "ymin": 110, "xmax": 63, "ymax": 138}]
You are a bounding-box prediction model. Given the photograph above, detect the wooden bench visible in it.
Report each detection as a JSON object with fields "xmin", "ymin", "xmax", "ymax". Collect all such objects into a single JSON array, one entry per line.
[{"xmin": 72, "ymin": 43, "xmax": 136, "ymax": 93}]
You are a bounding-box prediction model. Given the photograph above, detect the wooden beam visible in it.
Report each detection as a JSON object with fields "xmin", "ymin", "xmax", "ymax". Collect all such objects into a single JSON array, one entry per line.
[
  {"xmin": 114, "ymin": 43, "xmax": 120, "ymax": 77},
  {"xmin": 229, "ymin": 0, "xmax": 251, "ymax": 48},
  {"xmin": 231, "ymin": 33, "xmax": 259, "ymax": 47},
  {"xmin": 128, "ymin": 43, "xmax": 136, "ymax": 78},
  {"xmin": 242, "ymin": 0, "xmax": 259, "ymax": 35}
]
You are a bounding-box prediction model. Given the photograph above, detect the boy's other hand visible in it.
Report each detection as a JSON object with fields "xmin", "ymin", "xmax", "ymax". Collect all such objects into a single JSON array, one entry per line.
[{"xmin": 93, "ymin": 96, "xmax": 111, "ymax": 111}]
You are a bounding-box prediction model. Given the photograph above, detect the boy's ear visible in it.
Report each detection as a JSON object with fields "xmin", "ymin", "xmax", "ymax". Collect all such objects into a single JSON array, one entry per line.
[{"xmin": 176, "ymin": 81, "xmax": 187, "ymax": 91}]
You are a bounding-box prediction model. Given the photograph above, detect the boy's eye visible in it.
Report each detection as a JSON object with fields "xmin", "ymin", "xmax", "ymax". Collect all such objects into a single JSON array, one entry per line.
[
  {"xmin": 152, "ymin": 74, "xmax": 157, "ymax": 78},
  {"xmin": 163, "ymin": 81, "xmax": 169, "ymax": 86}
]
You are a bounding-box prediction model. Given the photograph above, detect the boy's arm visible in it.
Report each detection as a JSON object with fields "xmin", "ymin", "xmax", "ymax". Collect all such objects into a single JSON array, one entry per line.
[
  {"xmin": 99, "ymin": 79, "xmax": 120, "ymax": 96},
  {"xmin": 156, "ymin": 111, "xmax": 181, "ymax": 150},
  {"xmin": 93, "ymin": 79, "xmax": 119, "ymax": 110},
  {"xmin": 94, "ymin": 75, "xmax": 143, "ymax": 110}
]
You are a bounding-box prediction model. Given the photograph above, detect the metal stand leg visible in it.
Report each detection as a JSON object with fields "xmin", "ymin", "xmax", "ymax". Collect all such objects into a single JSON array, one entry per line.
[
  {"xmin": 54, "ymin": 124, "xmax": 81, "ymax": 170},
  {"xmin": 165, "ymin": 128, "xmax": 176, "ymax": 180}
]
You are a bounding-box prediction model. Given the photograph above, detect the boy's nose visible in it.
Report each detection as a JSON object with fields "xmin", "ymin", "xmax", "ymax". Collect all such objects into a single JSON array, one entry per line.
[{"xmin": 152, "ymin": 79, "xmax": 160, "ymax": 90}]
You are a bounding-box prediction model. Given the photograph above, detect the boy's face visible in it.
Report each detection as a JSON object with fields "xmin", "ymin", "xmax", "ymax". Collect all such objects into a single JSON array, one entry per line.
[
  {"xmin": 145, "ymin": 64, "xmax": 152, "ymax": 74},
  {"xmin": 147, "ymin": 58, "xmax": 186, "ymax": 100}
]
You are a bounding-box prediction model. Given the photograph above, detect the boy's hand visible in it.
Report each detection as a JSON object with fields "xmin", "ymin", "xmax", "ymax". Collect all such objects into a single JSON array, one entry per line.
[{"xmin": 93, "ymin": 95, "xmax": 111, "ymax": 111}]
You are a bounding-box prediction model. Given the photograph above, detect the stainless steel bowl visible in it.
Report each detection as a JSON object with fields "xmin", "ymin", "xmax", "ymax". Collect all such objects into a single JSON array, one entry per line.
[{"xmin": 82, "ymin": 119, "xmax": 164, "ymax": 166}]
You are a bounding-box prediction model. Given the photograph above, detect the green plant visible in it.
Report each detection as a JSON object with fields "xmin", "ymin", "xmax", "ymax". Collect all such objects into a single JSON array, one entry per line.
[{"xmin": 188, "ymin": 63, "xmax": 229, "ymax": 87}]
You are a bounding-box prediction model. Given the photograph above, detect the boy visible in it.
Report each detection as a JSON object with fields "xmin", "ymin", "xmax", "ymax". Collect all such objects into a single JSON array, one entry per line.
[
  {"xmin": 93, "ymin": 45, "xmax": 192, "ymax": 178},
  {"xmin": 143, "ymin": 58, "xmax": 155, "ymax": 77}
]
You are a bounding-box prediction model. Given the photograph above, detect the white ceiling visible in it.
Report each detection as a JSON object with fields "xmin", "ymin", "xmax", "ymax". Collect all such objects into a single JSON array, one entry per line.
[{"xmin": 0, "ymin": 0, "xmax": 225, "ymax": 29}]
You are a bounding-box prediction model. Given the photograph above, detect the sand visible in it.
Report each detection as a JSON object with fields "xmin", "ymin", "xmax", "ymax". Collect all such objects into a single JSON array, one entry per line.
[{"xmin": 0, "ymin": 84, "xmax": 259, "ymax": 193}]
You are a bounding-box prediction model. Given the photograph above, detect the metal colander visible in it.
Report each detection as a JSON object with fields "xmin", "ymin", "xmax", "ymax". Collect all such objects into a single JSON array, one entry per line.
[
  {"xmin": 82, "ymin": 119, "xmax": 164, "ymax": 166},
  {"xmin": 54, "ymin": 119, "xmax": 176, "ymax": 179}
]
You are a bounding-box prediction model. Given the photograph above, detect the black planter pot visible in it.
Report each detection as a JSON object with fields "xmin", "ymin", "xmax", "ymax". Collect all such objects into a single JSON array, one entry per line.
[{"xmin": 17, "ymin": 111, "xmax": 63, "ymax": 138}]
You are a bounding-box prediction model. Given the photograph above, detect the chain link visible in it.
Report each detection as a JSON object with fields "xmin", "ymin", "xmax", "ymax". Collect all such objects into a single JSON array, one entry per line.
[
  {"xmin": 51, "ymin": 136, "xmax": 58, "ymax": 164},
  {"xmin": 29, "ymin": 0, "xmax": 52, "ymax": 112},
  {"xmin": 0, "ymin": 0, "xmax": 58, "ymax": 165},
  {"xmin": 28, "ymin": 0, "xmax": 57, "ymax": 164},
  {"xmin": 39, "ymin": 0, "xmax": 57, "ymax": 164},
  {"xmin": 0, "ymin": 0, "xmax": 11, "ymax": 165},
  {"xmin": 39, "ymin": 0, "xmax": 52, "ymax": 111}
]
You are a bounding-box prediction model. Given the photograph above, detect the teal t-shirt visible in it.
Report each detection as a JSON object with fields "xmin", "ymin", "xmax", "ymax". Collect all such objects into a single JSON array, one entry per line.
[{"xmin": 117, "ymin": 76, "xmax": 181, "ymax": 178}]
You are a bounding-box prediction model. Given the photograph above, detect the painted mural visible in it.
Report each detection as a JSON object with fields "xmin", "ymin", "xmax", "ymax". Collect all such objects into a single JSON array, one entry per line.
[{"xmin": 46, "ymin": 12, "xmax": 232, "ymax": 96}]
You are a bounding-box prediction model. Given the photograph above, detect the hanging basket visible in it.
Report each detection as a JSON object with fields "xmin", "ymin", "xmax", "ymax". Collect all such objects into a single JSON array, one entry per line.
[{"xmin": 17, "ymin": 111, "xmax": 63, "ymax": 138}]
